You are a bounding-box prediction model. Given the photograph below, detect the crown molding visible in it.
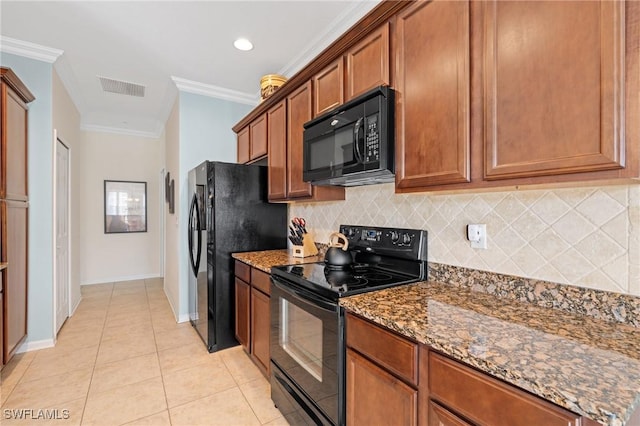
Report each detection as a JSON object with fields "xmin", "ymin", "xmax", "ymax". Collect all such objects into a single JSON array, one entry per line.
[
  {"xmin": 81, "ymin": 122, "xmax": 164, "ymax": 139},
  {"xmin": 278, "ymin": 1, "xmax": 379, "ymax": 78},
  {"xmin": 53, "ymin": 54, "xmax": 87, "ymax": 114},
  {"xmin": 171, "ymin": 76, "xmax": 259, "ymax": 106},
  {"xmin": 0, "ymin": 36, "xmax": 63, "ymax": 63}
]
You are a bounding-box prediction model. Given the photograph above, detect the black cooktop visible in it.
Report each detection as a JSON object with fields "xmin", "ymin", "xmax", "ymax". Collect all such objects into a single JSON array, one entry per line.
[
  {"xmin": 272, "ymin": 225, "xmax": 428, "ymax": 302},
  {"xmin": 271, "ymin": 261, "xmax": 423, "ymax": 301}
]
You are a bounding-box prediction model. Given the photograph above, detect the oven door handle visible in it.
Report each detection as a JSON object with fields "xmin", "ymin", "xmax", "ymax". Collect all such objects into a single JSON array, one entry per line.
[{"xmin": 271, "ymin": 278, "xmax": 339, "ymax": 313}]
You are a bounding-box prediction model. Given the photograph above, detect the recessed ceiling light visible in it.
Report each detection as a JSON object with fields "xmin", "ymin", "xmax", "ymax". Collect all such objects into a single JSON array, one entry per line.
[{"xmin": 234, "ymin": 38, "xmax": 253, "ymax": 51}]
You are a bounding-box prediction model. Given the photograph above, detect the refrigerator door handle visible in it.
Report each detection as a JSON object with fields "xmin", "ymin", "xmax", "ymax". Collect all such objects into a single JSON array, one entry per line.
[{"xmin": 188, "ymin": 193, "xmax": 202, "ymax": 276}]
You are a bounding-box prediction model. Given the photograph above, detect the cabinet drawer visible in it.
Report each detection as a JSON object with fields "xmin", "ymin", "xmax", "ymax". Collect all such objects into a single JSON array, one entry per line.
[
  {"xmin": 235, "ymin": 261, "xmax": 251, "ymax": 282},
  {"xmin": 346, "ymin": 313, "xmax": 418, "ymax": 386},
  {"xmin": 429, "ymin": 352, "xmax": 581, "ymax": 426},
  {"xmin": 251, "ymin": 268, "xmax": 271, "ymax": 295}
]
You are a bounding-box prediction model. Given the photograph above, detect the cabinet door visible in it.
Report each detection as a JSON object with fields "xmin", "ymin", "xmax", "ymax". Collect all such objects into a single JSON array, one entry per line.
[
  {"xmin": 251, "ymin": 287, "xmax": 270, "ymax": 376},
  {"xmin": 429, "ymin": 401, "xmax": 472, "ymax": 426},
  {"xmin": 346, "ymin": 22, "xmax": 390, "ymax": 100},
  {"xmin": 250, "ymin": 114, "xmax": 268, "ymax": 160},
  {"xmin": 234, "ymin": 278, "xmax": 250, "ymax": 351},
  {"xmin": 313, "ymin": 58, "xmax": 344, "ymax": 116},
  {"xmin": 484, "ymin": 1, "xmax": 625, "ymax": 180},
  {"xmin": 2, "ymin": 85, "xmax": 29, "ymax": 201},
  {"xmin": 267, "ymin": 100, "xmax": 287, "ymax": 200},
  {"xmin": 237, "ymin": 126, "xmax": 250, "ymax": 164},
  {"xmin": 429, "ymin": 352, "xmax": 582, "ymax": 426},
  {"xmin": 395, "ymin": 0, "xmax": 471, "ymax": 190},
  {"xmin": 2, "ymin": 200, "xmax": 28, "ymax": 362},
  {"xmin": 286, "ymin": 82, "xmax": 314, "ymax": 198},
  {"xmin": 0, "ymin": 269, "xmax": 4, "ymax": 367},
  {"xmin": 347, "ymin": 348, "xmax": 418, "ymax": 426}
]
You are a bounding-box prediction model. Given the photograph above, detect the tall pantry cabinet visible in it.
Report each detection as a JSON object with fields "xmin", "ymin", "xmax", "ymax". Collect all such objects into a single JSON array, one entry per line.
[{"xmin": 0, "ymin": 67, "xmax": 34, "ymax": 367}]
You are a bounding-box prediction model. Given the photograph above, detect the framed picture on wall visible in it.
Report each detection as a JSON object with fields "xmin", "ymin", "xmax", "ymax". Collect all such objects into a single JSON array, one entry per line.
[
  {"xmin": 104, "ymin": 180, "xmax": 147, "ymax": 233},
  {"xmin": 169, "ymin": 179, "xmax": 175, "ymax": 214}
]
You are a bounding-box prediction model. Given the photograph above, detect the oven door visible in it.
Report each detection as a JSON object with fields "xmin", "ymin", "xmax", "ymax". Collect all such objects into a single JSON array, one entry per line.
[{"xmin": 270, "ymin": 278, "xmax": 343, "ymax": 426}]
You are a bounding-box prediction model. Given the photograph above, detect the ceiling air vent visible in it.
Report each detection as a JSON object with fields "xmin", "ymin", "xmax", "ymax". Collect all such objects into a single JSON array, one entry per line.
[{"xmin": 98, "ymin": 76, "xmax": 145, "ymax": 97}]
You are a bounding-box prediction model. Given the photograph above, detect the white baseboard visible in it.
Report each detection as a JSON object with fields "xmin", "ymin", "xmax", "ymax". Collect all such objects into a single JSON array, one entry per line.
[
  {"xmin": 17, "ymin": 338, "xmax": 55, "ymax": 353},
  {"xmin": 81, "ymin": 273, "xmax": 161, "ymax": 286},
  {"xmin": 177, "ymin": 313, "xmax": 190, "ymax": 323},
  {"xmin": 70, "ymin": 297, "xmax": 82, "ymax": 316}
]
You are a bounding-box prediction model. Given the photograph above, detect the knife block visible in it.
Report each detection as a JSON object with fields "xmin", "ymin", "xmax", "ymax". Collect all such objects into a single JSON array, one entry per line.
[{"xmin": 292, "ymin": 233, "xmax": 319, "ymax": 258}]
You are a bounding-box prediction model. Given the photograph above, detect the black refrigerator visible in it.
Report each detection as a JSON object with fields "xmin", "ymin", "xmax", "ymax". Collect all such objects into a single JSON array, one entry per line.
[{"xmin": 187, "ymin": 161, "xmax": 287, "ymax": 352}]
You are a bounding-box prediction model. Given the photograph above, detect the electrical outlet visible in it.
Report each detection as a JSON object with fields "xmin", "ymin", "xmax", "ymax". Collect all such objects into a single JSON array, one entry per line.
[{"xmin": 467, "ymin": 224, "xmax": 487, "ymax": 249}]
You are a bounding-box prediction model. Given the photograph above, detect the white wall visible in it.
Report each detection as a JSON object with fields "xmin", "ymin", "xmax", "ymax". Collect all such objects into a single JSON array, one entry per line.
[
  {"xmin": 291, "ymin": 182, "xmax": 640, "ymax": 296},
  {"xmin": 161, "ymin": 92, "xmax": 251, "ymax": 321},
  {"xmin": 164, "ymin": 99, "xmax": 180, "ymax": 317},
  {"xmin": 52, "ymin": 69, "xmax": 82, "ymax": 314},
  {"xmin": 79, "ymin": 131, "xmax": 164, "ymax": 284}
]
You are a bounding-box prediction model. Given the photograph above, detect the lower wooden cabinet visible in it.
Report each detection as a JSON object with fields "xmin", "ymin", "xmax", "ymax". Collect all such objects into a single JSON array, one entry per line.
[
  {"xmin": 346, "ymin": 311, "xmax": 599, "ymax": 426},
  {"xmin": 428, "ymin": 352, "xmax": 582, "ymax": 426},
  {"xmin": 234, "ymin": 277, "xmax": 250, "ymax": 351},
  {"xmin": 234, "ymin": 260, "xmax": 271, "ymax": 377},
  {"xmin": 346, "ymin": 348, "xmax": 417, "ymax": 425},
  {"xmin": 251, "ymin": 287, "xmax": 270, "ymax": 374},
  {"xmin": 428, "ymin": 402, "xmax": 472, "ymax": 426},
  {"xmin": 2, "ymin": 200, "xmax": 28, "ymax": 364}
]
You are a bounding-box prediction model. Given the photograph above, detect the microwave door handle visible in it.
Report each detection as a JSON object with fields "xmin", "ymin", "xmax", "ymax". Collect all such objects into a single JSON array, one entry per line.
[{"xmin": 354, "ymin": 118, "xmax": 364, "ymax": 163}]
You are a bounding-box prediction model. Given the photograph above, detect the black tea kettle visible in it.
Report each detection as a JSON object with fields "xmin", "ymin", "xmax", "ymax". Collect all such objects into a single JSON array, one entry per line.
[{"xmin": 324, "ymin": 232, "xmax": 353, "ymax": 269}]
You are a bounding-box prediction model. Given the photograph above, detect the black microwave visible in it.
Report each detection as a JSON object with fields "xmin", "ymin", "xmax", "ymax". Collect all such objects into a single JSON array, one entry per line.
[{"xmin": 303, "ymin": 86, "xmax": 394, "ymax": 186}]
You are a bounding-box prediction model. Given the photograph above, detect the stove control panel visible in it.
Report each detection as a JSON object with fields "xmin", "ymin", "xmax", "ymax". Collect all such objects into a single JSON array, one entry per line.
[{"xmin": 339, "ymin": 225, "xmax": 427, "ymax": 261}]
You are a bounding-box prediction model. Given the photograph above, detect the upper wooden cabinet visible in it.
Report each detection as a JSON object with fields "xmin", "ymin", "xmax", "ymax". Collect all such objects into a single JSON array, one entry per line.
[
  {"xmin": 483, "ymin": 0, "xmax": 625, "ymax": 180},
  {"xmin": 314, "ymin": 22, "xmax": 391, "ymax": 115},
  {"xmin": 250, "ymin": 114, "xmax": 268, "ymax": 159},
  {"xmin": 313, "ymin": 58, "xmax": 344, "ymax": 117},
  {"xmin": 346, "ymin": 22, "xmax": 391, "ymax": 100},
  {"xmin": 267, "ymin": 100, "xmax": 287, "ymax": 200},
  {"xmin": 1, "ymin": 68, "xmax": 34, "ymax": 202},
  {"xmin": 237, "ymin": 126, "xmax": 250, "ymax": 164},
  {"xmin": 237, "ymin": 113, "xmax": 268, "ymax": 164},
  {"xmin": 395, "ymin": 0, "xmax": 471, "ymax": 190},
  {"xmin": 287, "ymin": 83, "xmax": 315, "ymax": 199}
]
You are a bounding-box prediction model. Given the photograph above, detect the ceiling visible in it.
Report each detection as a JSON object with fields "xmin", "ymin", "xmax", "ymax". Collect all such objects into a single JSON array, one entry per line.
[{"xmin": 0, "ymin": 1, "xmax": 381, "ymax": 137}]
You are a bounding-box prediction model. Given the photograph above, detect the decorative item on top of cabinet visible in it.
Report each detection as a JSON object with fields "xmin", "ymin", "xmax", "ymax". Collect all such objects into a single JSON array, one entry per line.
[
  {"xmin": 346, "ymin": 22, "xmax": 391, "ymax": 101},
  {"xmin": 483, "ymin": 0, "xmax": 626, "ymax": 180},
  {"xmin": 313, "ymin": 57, "xmax": 344, "ymax": 117},
  {"xmin": 395, "ymin": 0, "xmax": 471, "ymax": 191}
]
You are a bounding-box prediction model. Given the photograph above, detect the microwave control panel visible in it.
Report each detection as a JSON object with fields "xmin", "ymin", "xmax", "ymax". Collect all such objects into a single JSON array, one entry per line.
[{"xmin": 365, "ymin": 114, "xmax": 380, "ymax": 163}]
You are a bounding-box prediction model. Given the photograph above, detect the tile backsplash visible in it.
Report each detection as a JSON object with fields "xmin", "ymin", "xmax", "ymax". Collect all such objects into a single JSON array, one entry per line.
[{"xmin": 290, "ymin": 183, "xmax": 640, "ymax": 296}]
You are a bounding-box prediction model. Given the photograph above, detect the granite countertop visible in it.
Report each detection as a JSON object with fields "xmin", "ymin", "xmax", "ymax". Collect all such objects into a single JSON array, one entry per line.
[
  {"xmin": 341, "ymin": 281, "xmax": 640, "ymax": 426},
  {"xmin": 232, "ymin": 249, "xmax": 323, "ymax": 273}
]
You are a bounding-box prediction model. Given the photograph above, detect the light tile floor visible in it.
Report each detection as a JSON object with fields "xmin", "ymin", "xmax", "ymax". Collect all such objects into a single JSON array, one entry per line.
[{"xmin": 0, "ymin": 278, "xmax": 289, "ymax": 425}]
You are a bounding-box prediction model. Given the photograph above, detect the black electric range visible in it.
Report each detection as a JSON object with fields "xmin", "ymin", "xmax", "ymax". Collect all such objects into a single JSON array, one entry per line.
[{"xmin": 270, "ymin": 225, "xmax": 427, "ymax": 426}]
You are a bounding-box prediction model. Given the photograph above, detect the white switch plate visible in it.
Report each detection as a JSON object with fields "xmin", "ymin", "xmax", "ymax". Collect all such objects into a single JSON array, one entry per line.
[{"xmin": 467, "ymin": 224, "xmax": 487, "ymax": 249}]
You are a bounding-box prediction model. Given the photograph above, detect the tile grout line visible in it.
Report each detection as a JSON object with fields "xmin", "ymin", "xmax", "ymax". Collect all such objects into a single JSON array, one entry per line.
[
  {"xmin": 146, "ymin": 278, "xmax": 173, "ymax": 426},
  {"xmin": 0, "ymin": 346, "xmax": 38, "ymax": 406},
  {"xmin": 79, "ymin": 283, "xmax": 113, "ymax": 425}
]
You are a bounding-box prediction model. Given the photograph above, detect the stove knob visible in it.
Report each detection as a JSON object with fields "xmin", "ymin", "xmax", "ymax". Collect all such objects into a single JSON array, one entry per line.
[
  {"xmin": 347, "ymin": 228, "xmax": 355, "ymax": 238},
  {"xmin": 390, "ymin": 231, "xmax": 400, "ymax": 243},
  {"xmin": 402, "ymin": 233, "xmax": 412, "ymax": 245}
]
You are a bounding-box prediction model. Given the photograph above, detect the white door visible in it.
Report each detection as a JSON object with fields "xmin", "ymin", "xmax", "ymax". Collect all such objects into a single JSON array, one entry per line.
[{"xmin": 55, "ymin": 139, "xmax": 70, "ymax": 333}]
